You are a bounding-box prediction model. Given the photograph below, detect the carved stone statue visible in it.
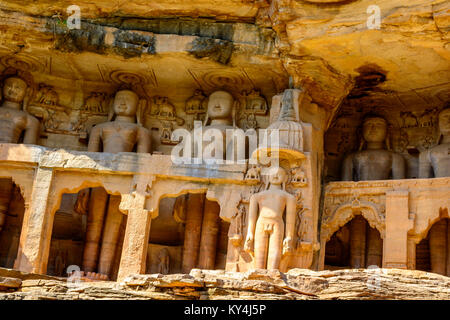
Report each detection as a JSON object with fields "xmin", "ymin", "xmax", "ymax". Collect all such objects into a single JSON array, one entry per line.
[
  {"xmin": 419, "ymin": 108, "xmax": 450, "ymax": 178},
  {"xmin": 194, "ymin": 90, "xmax": 238, "ymax": 161},
  {"xmin": 80, "ymin": 90, "xmax": 150, "ymax": 280},
  {"xmin": 342, "ymin": 116, "xmax": 405, "ymax": 181},
  {"xmin": 88, "ymin": 90, "xmax": 151, "ymax": 154},
  {"xmin": 244, "ymin": 167, "xmax": 296, "ymax": 270},
  {"xmin": 0, "ymin": 76, "xmax": 39, "ymax": 145},
  {"xmin": 0, "ymin": 76, "xmax": 39, "ymax": 234},
  {"xmin": 157, "ymin": 248, "xmax": 170, "ymax": 274}
]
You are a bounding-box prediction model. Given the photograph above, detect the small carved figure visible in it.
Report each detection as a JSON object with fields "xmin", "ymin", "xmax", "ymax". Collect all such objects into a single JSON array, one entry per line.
[
  {"xmin": 54, "ymin": 248, "xmax": 67, "ymax": 277},
  {"xmin": 290, "ymin": 167, "xmax": 307, "ymax": 187},
  {"xmin": 36, "ymin": 83, "xmax": 58, "ymax": 106},
  {"xmin": 418, "ymin": 107, "xmax": 438, "ymax": 128},
  {"xmin": 400, "ymin": 111, "xmax": 418, "ymax": 128},
  {"xmin": 185, "ymin": 89, "xmax": 207, "ymax": 114},
  {"xmin": 243, "ymin": 89, "xmax": 267, "ymax": 115},
  {"xmin": 245, "ymin": 165, "xmax": 261, "ymax": 181},
  {"xmin": 84, "ymin": 92, "xmax": 108, "ymax": 113},
  {"xmin": 156, "ymin": 96, "xmax": 175, "ymax": 118},
  {"xmin": 244, "ymin": 167, "xmax": 296, "ymax": 270},
  {"xmin": 157, "ymin": 248, "xmax": 170, "ymax": 274},
  {"xmin": 230, "ymin": 203, "xmax": 246, "ymax": 245}
]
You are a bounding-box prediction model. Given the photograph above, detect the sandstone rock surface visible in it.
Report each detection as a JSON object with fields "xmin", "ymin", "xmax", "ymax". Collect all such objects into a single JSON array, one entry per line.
[{"xmin": 1, "ymin": 267, "xmax": 449, "ymax": 300}]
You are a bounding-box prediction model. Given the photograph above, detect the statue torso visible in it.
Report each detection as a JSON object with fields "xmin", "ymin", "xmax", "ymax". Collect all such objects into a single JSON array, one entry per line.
[
  {"xmin": 0, "ymin": 107, "xmax": 28, "ymax": 143},
  {"xmin": 254, "ymin": 189, "xmax": 291, "ymax": 221},
  {"xmin": 429, "ymin": 143, "xmax": 450, "ymax": 178},
  {"xmin": 195, "ymin": 124, "xmax": 235, "ymax": 160},
  {"xmin": 98, "ymin": 122, "xmax": 140, "ymax": 153},
  {"xmin": 352, "ymin": 149, "xmax": 394, "ymax": 181}
]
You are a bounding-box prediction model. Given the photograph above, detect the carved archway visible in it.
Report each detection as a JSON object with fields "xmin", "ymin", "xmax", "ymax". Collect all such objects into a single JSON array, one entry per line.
[{"xmin": 321, "ymin": 200, "xmax": 385, "ymax": 243}]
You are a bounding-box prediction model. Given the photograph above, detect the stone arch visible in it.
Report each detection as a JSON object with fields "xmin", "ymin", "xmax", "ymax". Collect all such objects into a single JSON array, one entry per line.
[
  {"xmin": 45, "ymin": 174, "xmax": 132, "ymax": 280},
  {"xmin": 321, "ymin": 201, "xmax": 385, "ymax": 244},
  {"xmin": 414, "ymin": 207, "xmax": 449, "ymax": 244}
]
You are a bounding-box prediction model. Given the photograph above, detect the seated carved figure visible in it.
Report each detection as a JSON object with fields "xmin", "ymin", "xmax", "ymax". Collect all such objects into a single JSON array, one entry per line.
[
  {"xmin": 419, "ymin": 108, "xmax": 450, "ymax": 178},
  {"xmin": 0, "ymin": 76, "xmax": 39, "ymax": 144},
  {"xmin": 0, "ymin": 76, "xmax": 39, "ymax": 233},
  {"xmin": 244, "ymin": 167, "xmax": 296, "ymax": 270},
  {"xmin": 88, "ymin": 90, "xmax": 151, "ymax": 153},
  {"xmin": 80, "ymin": 90, "xmax": 150, "ymax": 281},
  {"xmin": 342, "ymin": 115, "xmax": 405, "ymax": 181},
  {"xmin": 194, "ymin": 90, "xmax": 240, "ymax": 161}
]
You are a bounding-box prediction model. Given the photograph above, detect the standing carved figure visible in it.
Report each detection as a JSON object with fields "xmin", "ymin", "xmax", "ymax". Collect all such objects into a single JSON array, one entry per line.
[
  {"xmin": 244, "ymin": 167, "xmax": 296, "ymax": 270},
  {"xmin": 157, "ymin": 248, "xmax": 170, "ymax": 274}
]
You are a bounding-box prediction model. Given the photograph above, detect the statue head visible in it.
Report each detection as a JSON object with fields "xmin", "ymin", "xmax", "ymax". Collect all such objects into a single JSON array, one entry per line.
[
  {"xmin": 267, "ymin": 166, "xmax": 288, "ymax": 188},
  {"xmin": 112, "ymin": 90, "xmax": 138, "ymax": 117},
  {"xmin": 362, "ymin": 116, "xmax": 387, "ymax": 144},
  {"xmin": 2, "ymin": 76, "xmax": 27, "ymax": 103},
  {"xmin": 205, "ymin": 90, "xmax": 234, "ymax": 123},
  {"xmin": 438, "ymin": 108, "xmax": 450, "ymax": 139}
]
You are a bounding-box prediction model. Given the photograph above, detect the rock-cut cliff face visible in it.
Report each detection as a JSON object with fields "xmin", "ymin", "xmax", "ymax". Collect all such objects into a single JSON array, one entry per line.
[{"xmin": 1, "ymin": 267, "xmax": 449, "ymax": 300}]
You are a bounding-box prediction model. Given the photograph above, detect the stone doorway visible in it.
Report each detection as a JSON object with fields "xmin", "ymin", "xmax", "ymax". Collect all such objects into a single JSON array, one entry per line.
[
  {"xmin": 325, "ymin": 215, "xmax": 383, "ymax": 270},
  {"xmin": 416, "ymin": 218, "xmax": 450, "ymax": 276},
  {"xmin": 0, "ymin": 178, "xmax": 25, "ymax": 268},
  {"xmin": 47, "ymin": 187, "xmax": 126, "ymax": 281},
  {"xmin": 147, "ymin": 193, "xmax": 229, "ymax": 275}
]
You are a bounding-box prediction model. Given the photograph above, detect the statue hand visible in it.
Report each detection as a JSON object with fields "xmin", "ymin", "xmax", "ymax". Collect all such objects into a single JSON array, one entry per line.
[
  {"xmin": 283, "ymin": 237, "xmax": 294, "ymax": 255},
  {"xmin": 244, "ymin": 234, "xmax": 254, "ymax": 253}
]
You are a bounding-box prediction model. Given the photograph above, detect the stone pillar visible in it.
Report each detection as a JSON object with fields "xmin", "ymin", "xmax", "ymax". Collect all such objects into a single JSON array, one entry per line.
[
  {"xmin": 429, "ymin": 219, "xmax": 447, "ymax": 276},
  {"xmin": 407, "ymin": 238, "xmax": 416, "ymax": 270},
  {"xmin": 384, "ymin": 190, "xmax": 413, "ymax": 269},
  {"xmin": 98, "ymin": 195, "xmax": 123, "ymax": 277},
  {"xmin": 182, "ymin": 193, "xmax": 204, "ymax": 273},
  {"xmin": 14, "ymin": 168, "xmax": 54, "ymax": 274},
  {"xmin": 82, "ymin": 187, "xmax": 108, "ymax": 272},
  {"xmin": 366, "ymin": 227, "xmax": 383, "ymax": 267},
  {"xmin": 116, "ymin": 176, "xmax": 154, "ymax": 282},
  {"xmin": 0, "ymin": 179, "xmax": 13, "ymax": 233},
  {"xmin": 198, "ymin": 199, "xmax": 220, "ymax": 270},
  {"xmin": 447, "ymin": 220, "xmax": 450, "ymax": 277},
  {"xmin": 349, "ymin": 215, "xmax": 366, "ymax": 268}
]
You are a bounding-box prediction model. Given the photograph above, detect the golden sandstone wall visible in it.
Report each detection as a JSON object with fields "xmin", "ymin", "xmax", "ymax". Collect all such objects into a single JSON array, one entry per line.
[{"xmin": 0, "ymin": 0, "xmax": 448, "ymax": 290}]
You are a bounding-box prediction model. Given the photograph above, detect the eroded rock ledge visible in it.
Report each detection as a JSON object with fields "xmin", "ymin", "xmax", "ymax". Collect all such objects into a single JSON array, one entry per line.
[{"xmin": 1, "ymin": 267, "xmax": 449, "ymax": 300}]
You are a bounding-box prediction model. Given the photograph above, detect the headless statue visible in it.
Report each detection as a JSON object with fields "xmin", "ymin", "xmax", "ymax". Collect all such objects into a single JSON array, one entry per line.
[
  {"xmin": 0, "ymin": 76, "xmax": 39, "ymax": 233},
  {"xmin": 419, "ymin": 108, "xmax": 450, "ymax": 276},
  {"xmin": 244, "ymin": 167, "xmax": 296, "ymax": 270},
  {"xmin": 342, "ymin": 116, "xmax": 405, "ymax": 181},
  {"xmin": 419, "ymin": 108, "xmax": 450, "ymax": 178},
  {"xmin": 81, "ymin": 90, "xmax": 151, "ymax": 280},
  {"xmin": 342, "ymin": 116, "xmax": 404, "ymax": 268}
]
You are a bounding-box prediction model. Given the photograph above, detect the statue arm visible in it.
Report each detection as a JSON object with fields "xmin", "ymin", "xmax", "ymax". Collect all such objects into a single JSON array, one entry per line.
[
  {"xmin": 285, "ymin": 194, "xmax": 296, "ymax": 240},
  {"xmin": 418, "ymin": 150, "xmax": 433, "ymax": 178},
  {"xmin": 244, "ymin": 194, "xmax": 258, "ymax": 252},
  {"xmin": 137, "ymin": 127, "xmax": 151, "ymax": 153},
  {"xmin": 88, "ymin": 126, "xmax": 102, "ymax": 152},
  {"xmin": 23, "ymin": 116, "xmax": 40, "ymax": 144},
  {"xmin": 392, "ymin": 153, "xmax": 406, "ymax": 179},
  {"xmin": 341, "ymin": 155, "xmax": 353, "ymax": 181}
]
